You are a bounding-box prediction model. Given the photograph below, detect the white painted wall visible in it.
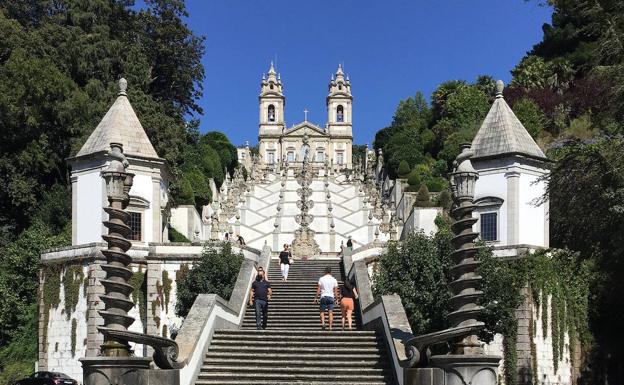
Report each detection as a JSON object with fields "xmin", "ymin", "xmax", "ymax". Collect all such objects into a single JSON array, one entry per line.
[
  {"xmin": 473, "ymin": 171, "xmax": 509, "ymax": 246},
  {"xmin": 519, "ymin": 174, "xmax": 548, "ymax": 247},
  {"xmin": 170, "ymin": 206, "xmax": 202, "ymax": 241},
  {"xmin": 75, "ymin": 172, "xmax": 105, "ymax": 245},
  {"xmin": 402, "ymin": 207, "xmax": 442, "ymax": 237}
]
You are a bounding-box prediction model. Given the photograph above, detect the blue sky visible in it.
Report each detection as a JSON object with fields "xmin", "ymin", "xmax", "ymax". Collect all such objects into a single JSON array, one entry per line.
[{"xmin": 183, "ymin": 1, "xmax": 552, "ymax": 146}]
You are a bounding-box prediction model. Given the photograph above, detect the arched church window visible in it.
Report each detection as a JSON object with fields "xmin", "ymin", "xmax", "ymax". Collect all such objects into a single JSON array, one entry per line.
[
  {"xmin": 336, "ymin": 105, "xmax": 344, "ymax": 122},
  {"xmin": 338, "ymin": 84, "xmax": 343, "ymax": 91},
  {"xmin": 268, "ymin": 105, "xmax": 275, "ymax": 122},
  {"xmin": 270, "ymin": 84, "xmax": 274, "ymax": 90}
]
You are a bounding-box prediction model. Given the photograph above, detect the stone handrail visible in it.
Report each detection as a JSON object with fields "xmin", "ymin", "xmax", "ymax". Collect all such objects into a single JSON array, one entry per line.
[
  {"xmin": 343, "ymin": 246, "xmax": 415, "ymax": 385},
  {"xmin": 175, "ymin": 244, "xmax": 271, "ymax": 385}
]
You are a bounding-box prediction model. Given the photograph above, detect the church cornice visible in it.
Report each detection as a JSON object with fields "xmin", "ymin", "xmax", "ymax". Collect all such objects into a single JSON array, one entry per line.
[
  {"xmin": 284, "ymin": 122, "xmax": 328, "ymax": 136},
  {"xmin": 259, "ymin": 92, "xmax": 285, "ymax": 99},
  {"xmin": 327, "ymin": 92, "xmax": 352, "ymax": 100}
]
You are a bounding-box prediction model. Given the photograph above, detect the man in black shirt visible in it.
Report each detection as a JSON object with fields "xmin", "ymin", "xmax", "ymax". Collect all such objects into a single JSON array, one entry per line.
[{"xmin": 249, "ymin": 269, "xmax": 272, "ymax": 329}]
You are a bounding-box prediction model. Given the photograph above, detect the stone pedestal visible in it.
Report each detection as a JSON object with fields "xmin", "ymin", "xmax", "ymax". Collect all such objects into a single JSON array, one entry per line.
[
  {"xmin": 405, "ymin": 354, "xmax": 500, "ymax": 385},
  {"xmin": 81, "ymin": 357, "xmax": 179, "ymax": 385}
]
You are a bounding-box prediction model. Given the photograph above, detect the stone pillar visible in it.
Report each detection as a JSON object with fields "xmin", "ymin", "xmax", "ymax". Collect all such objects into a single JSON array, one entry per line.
[
  {"xmin": 505, "ymin": 171, "xmax": 520, "ymax": 245},
  {"xmin": 145, "ymin": 261, "xmax": 160, "ymax": 339},
  {"xmin": 273, "ymin": 228, "xmax": 280, "ymax": 251},
  {"xmin": 516, "ymin": 286, "xmax": 534, "ymax": 385},
  {"xmin": 152, "ymin": 175, "xmax": 162, "ymax": 242},
  {"xmin": 86, "ymin": 258, "xmax": 106, "ymax": 357},
  {"xmin": 71, "ymin": 175, "xmax": 78, "ymax": 245}
]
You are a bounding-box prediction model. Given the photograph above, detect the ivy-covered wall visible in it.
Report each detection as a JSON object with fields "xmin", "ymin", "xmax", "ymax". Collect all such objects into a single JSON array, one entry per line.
[
  {"xmin": 39, "ymin": 251, "xmax": 151, "ymax": 380},
  {"xmin": 482, "ymin": 249, "xmax": 590, "ymax": 385},
  {"xmin": 39, "ymin": 262, "xmax": 89, "ymax": 382}
]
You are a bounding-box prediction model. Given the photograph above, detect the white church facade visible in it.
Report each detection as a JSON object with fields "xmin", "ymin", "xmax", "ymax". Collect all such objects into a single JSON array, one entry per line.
[{"xmin": 257, "ymin": 63, "xmax": 353, "ymax": 169}]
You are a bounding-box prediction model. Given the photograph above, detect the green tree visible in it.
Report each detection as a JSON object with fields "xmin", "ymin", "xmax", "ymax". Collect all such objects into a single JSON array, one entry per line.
[
  {"xmin": 407, "ymin": 170, "xmax": 422, "ymax": 190},
  {"xmin": 352, "ymin": 144, "xmax": 368, "ymax": 165},
  {"xmin": 201, "ymin": 131, "xmax": 238, "ymax": 175},
  {"xmin": 0, "ymin": 1, "xmax": 210, "ymax": 377},
  {"xmin": 373, "ymin": 231, "xmax": 452, "ymax": 335},
  {"xmin": 175, "ymin": 243, "xmax": 244, "ymax": 317},
  {"xmin": 512, "ymin": 98, "xmax": 546, "ymax": 138},
  {"xmin": 511, "ymin": 55, "xmax": 555, "ymax": 90},
  {"xmin": 544, "ymin": 138, "xmax": 624, "ymax": 383},
  {"xmin": 397, "ymin": 160, "xmax": 411, "ymax": 178}
]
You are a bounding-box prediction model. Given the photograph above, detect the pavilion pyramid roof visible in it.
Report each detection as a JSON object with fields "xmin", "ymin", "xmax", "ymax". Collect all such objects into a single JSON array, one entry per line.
[
  {"xmin": 471, "ymin": 80, "xmax": 546, "ymax": 161},
  {"xmin": 76, "ymin": 78, "xmax": 159, "ymax": 159}
]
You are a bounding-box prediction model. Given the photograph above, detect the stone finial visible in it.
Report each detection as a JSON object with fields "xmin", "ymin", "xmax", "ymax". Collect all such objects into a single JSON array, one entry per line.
[
  {"xmin": 118, "ymin": 78, "xmax": 128, "ymax": 96},
  {"xmin": 495, "ymin": 80, "xmax": 504, "ymax": 98}
]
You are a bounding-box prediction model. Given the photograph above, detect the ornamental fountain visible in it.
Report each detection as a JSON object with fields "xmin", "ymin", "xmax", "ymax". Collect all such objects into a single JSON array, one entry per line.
[{"xmin": 291, "ymin": 133, "xmax": 321, "ymax": 259}]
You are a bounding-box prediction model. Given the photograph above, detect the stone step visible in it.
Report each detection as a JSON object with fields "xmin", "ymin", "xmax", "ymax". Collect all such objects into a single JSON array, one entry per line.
[
  {"xmin": 208, "ymin": 345, "xmax": 383, "ymax": 354},
  {"xmin": 240, "ymin": 325, "xmax": 359, "ymax": 330},
  {"xmin": 211, "ymin": 333, "xmax": 375, "ymax": 342},
  {"xmin": 200, "ymin": 365, "xmax": 387, "ymax": 375},
  {"xmin": 243, "ymin": 309, "xmax": 354, "ymax": 314},
  {"xmin": 242, "ymin": 315, "xmax": 354, "ymax": 321},
  {"xmin": 202, "ymin": 358, "xmax": 388, "ymax": 367},
  {"xmin": 210, "ymin": 339, "xmax": 377, "ymax": 348},
  {"xmin": 195, "ymin": 380, "xmax": 389, "ymax": 385},
  {"xmin": 204, "ymin": 351, "xmax": 385, "ymax": 360},
  {"xmin": 196, "ymin": 372, "xmax": 391, "ymax": 383},
  {"xmin": 213, "ymin": 329, "xmax": 375, "ymax": 336}
]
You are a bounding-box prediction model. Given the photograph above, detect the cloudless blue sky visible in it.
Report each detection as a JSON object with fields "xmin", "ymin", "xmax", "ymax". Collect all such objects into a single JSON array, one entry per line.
[{"xmin": 183, "ymin": 1, "xmax": 552, "ymax": 146}]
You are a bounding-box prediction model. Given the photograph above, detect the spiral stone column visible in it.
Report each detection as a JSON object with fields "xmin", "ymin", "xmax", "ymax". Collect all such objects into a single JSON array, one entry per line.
[
  {"xmin": 447, "ymin": 143, "xmax": 484, "ymax": 354},
  {"xmin": 404, "ymin": 144, "xmax": 500, "ymax": 385},
  {"xmin": 99, "ymin": 142, "xmax": 136, "ymax": 357}
]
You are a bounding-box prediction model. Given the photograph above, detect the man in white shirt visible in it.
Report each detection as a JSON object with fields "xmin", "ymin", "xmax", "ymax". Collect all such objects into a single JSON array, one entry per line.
[{"xmin": 314, "ymin": 266, "xmax": 339, "ymax": 330}]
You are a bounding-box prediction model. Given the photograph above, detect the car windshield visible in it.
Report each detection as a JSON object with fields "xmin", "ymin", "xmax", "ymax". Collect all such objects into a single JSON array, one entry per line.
[{"xmin": 54, "ymin": 373, "xmax": 70, "ymax": 378}]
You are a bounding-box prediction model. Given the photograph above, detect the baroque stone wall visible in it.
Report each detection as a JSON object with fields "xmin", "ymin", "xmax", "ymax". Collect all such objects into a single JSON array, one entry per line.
[{"xmin": 39, "ymin": 242, "xmax": 257, "ymax": 380}]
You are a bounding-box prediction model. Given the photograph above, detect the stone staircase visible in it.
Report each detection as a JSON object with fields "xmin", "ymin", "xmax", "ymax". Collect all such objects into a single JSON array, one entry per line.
[{"xmin": 195, "ymin": 258, "xmax": 396, "ymax": 384}]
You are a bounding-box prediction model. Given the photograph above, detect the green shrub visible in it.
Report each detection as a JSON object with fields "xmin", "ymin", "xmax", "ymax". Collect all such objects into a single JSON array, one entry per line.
[
  {"xmin": 175, "ymin": 242, "xmax": 244, "ymax": 317},
  {"xmin": 184, "ymin": 168, "xmax": 212, "ymax": 209},
  {"xmin": 397, "ymin": 160, "xmax": 411, "ymax": 178},
  {"xmin": 432, "ymin": 159, "xmax": 448, "ymax": 177},
  {"xmin": 436, "ymin": 190, "xmax": 453, "ymax": 210},
  {"xmin": 407, "ymin": 170, "xmax": 421, "ymax": 187},
  {"xmin": 176, "ymin": 176, "xmax": 195, "ymax": 206},
  {"xmin": 168, "ymin": 227, "xmax": 190, "ymax": 243},
  {"xmin": 415, "ymin": 185, "xmax": 433, "ymax": 207},
  {"xmin": 425, "ymin": 177, "xmax": 448, "ymax": 192}
]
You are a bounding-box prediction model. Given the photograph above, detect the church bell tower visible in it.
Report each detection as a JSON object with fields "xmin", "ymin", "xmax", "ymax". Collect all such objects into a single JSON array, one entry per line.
[
  {"xmin": 259, "ymin": 61, "xmax": 285, "ymax": 135},
  {"xmin": 326, "ymin": 64, "xmax": 352, "ymax": 138}
]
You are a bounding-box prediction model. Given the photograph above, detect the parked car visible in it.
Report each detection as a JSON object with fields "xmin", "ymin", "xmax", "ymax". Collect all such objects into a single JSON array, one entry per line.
[{"xmin": 14, "ymin": 371, "xmax": 78, "ymax": 385}]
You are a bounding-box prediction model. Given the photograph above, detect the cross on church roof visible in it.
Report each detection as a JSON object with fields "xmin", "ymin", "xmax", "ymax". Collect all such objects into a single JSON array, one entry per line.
[{"xmin": 303, "ymin": 108, "xmax": 309, "ymax": 121}]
